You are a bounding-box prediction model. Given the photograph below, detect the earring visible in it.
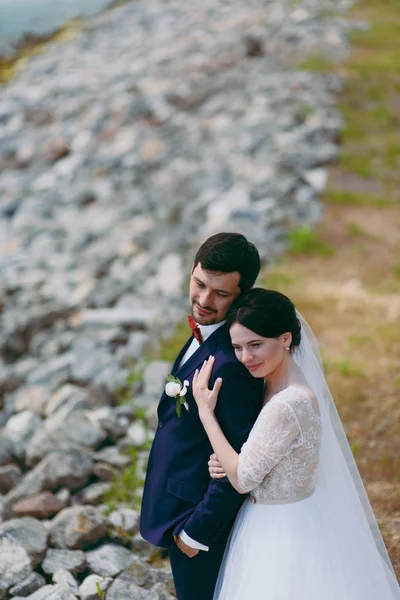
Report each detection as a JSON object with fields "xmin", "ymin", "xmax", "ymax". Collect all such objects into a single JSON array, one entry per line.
[{"xmin": 285, "ymin": 347, "xmax": 290, "ymax": 351}]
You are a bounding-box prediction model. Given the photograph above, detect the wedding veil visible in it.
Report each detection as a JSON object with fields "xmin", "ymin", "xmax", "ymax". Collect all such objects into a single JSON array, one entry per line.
[{"xmin": 294, "ymin": 312, "xmax": 398, "ymax": 585}]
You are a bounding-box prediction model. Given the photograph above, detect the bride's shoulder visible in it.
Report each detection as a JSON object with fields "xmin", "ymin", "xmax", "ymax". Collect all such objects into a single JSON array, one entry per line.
[{"xmin": 269, "ymin": 386, "xmax": 318, "ymax": 413}]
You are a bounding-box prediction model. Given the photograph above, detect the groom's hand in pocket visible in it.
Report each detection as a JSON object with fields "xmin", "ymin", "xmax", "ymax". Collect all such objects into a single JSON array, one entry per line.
[{"xmin": 173, "ymin": 535, "xmax": 199, "ymax": 558}]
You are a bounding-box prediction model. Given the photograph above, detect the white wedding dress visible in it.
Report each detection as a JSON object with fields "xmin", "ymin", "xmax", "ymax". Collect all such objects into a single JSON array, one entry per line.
[{"xmin": 214, "ymin": 386, "xmax": 400, "ymax": 600}]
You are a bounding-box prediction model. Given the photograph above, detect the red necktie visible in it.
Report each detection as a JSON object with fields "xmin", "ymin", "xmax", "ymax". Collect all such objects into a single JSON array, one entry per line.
[{"xmin": 188, "ymin": 316, "xmax": 203, "ymax": 344}]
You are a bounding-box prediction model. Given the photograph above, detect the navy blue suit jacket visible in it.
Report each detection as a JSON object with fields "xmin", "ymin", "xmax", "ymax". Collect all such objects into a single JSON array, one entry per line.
[{"xmin": 140, "ymin": 324, "xmax": 264, "ymax": 549}]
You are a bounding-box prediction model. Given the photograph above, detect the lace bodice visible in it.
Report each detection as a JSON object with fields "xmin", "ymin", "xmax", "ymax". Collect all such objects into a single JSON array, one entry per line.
[{"xmin": 237, "ymin": 387, "xmax": 322, "ymax": 503}]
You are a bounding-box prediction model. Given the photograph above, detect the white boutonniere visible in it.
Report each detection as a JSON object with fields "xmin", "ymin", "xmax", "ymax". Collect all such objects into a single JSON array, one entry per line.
[{"xmin": 165, "ymin": 375, "xmax": 190, "ymax": 417}]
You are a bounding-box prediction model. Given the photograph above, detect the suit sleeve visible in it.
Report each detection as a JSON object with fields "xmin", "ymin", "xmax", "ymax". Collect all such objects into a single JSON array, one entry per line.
[{"xmin": 175, "ymin": 360, "xmax": 263, "ymax": 547}]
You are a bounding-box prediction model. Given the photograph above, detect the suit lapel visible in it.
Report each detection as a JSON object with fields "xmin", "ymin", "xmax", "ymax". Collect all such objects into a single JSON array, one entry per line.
[
  {"xmin": 159, "ymin": 337, "xmax": 192, "ymax": 410},
  {"xmin": 174, "ymin": 324, "xmax": 228, "ymax": 382},
  {"xmin": 171, "ymin": 336, "xmax": 193, "ymax": 376},
  {"xmin": 159, "ymin": 325, "xmax": 229, "ymax": 410}
]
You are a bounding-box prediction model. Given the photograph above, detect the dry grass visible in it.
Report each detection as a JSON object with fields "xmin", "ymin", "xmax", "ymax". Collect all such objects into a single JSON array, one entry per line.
[
  {"xmin": 260, "ymin": 204, "xmax": 400, "ymax": 575},
  {"xmin": 261, "ymin": 0, "xmax": 400, "ymax": 576}
]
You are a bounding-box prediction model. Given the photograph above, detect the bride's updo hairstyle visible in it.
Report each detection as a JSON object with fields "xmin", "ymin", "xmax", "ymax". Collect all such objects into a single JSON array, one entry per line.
[{"xmin": 225, "ymin": 288, "xmax": 301, "ymax": 353}]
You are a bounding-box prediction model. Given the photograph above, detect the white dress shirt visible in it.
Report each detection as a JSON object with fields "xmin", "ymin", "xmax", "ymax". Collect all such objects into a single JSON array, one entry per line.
[{"xmin": 178, "ymin": 320, "xmax": 226, "ymax": 552}]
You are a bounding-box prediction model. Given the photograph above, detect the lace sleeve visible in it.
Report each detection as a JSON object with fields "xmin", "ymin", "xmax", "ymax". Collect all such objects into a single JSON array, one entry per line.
[{"xmin": 237, "ymin": 399, "xmax": 301, "ymax": 493}]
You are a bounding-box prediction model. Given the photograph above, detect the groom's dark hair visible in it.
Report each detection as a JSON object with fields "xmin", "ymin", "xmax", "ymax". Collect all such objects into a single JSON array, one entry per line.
[{"xmin": 193, "ymin": 233, "xmax": 260, "ymax": 292}]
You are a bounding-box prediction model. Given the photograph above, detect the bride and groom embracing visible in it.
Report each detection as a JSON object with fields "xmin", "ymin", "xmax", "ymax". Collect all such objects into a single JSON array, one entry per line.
[{"xmin": 140, "ymin": 233, "xmax": 399, "ymax": 599}]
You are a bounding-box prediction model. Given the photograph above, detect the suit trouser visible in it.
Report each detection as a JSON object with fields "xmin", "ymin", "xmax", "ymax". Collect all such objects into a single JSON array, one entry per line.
[{"xmin": 169, "ymin": 527, "xmax": 231, "ymax": 600}]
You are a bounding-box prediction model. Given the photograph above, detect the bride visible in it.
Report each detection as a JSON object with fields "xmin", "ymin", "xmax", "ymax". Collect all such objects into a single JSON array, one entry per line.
[{"xmin": 192, "ymin": 288, "xmax": 400, "ymax": 600}]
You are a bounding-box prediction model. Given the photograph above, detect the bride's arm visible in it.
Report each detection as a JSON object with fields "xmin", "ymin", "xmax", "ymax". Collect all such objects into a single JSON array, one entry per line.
[
  {"xmin": 194, "ymin": 358, "xmax": 301, "ymax": 494},
  {"xmin": 200, "ymin": 408, "xmax": 242, "ymax": 492},
  {"xmin": 193, "ymin": 357, "xmax": 243, "ymax": 492}
]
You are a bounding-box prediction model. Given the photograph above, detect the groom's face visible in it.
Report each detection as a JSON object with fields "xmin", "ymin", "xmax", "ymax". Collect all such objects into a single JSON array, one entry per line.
[{"xmin": 190, "ymin": 263, "xmax": 241, "ymax": 325}]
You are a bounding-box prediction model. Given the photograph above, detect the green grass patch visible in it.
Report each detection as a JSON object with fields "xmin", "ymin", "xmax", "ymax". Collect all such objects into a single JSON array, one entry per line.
[
  {"xmin": 294, "ymin": 103, "xmax": 315, "ymax": 124},
  {"xmin": 346, "ymin": 222, "xmax": 364, "ymax": 237},
  {"xmin": 383, "ymin": 137, "xmax": 400, "ymax": 168},
  {"xmin": 324, "ymin": 187, "xmax": 389, "ymax": 207},
  {"xmin": 338, "ymin": 152, "xmax": 376, "ymax": 178},
  {"xmin": 378, "ymin": 451, "xmax": 400, "ymax": 481},
  {"xmin": 393, "ymin": 265, "xmax": 400, "ymax": 280},
  {"xmin": 348, "ymin": 334, "xmax": 371, "ymax": 349},
  {"xmin": 297, "ymin": 55, "xmax": 334, "ymax": 73},
  {"xmin": 103, "ymin": 447, "xmax": 145, "ymax": 511},
  {"xmin": 323, "ymin": 358, "xmax": 364, "ymax": 378},
  {"xmin": 260, "ymin": 268, "xmax": 294, "ymax": 292},
  {"xmin": 156, "ymin": 319, "xmax": 190, "ymax": 362},
  {"xmin": 335, "ymin": 0, "xmax": 400, "ymax": 202},
  {"xmin": 287, "ymin": 226, "xmax": 335, "ymax": 257},
  {"xmin": 376, "ymin": 322, "xmax": 400, "ymax": 345},
  {"xmin": 114, "ymin": 362, "xmax": 147, "ymax": 407},
  {"xmin": 351, "ymin": 441, "xmax": 362, "ymax": 455}
]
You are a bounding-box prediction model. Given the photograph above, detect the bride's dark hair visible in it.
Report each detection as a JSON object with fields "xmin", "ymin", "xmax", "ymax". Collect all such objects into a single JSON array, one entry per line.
[{"xmin": 225, "ymin": 288, "xmax": 301, "ymax": 352}]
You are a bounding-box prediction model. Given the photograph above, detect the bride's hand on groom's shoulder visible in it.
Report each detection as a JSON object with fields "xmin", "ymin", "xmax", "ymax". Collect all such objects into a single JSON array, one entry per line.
[
  {"xmin": 192, "ymin": 356, "xmax": 223, "ymax": 419},
  {"xmin": 208, "ymin": 453, "xmax": 226, "ymax": 479}
]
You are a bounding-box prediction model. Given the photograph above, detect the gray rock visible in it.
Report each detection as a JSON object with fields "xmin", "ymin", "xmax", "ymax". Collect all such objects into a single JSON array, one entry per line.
[
  {"xmin": 4, "ymin": 410, "xmax": 43, "ymax": 459},
  {"xmin": 130, "ymin": 531, "xmax": 155, "ymax": 555},
  {"xmin": 67, "ymin": 340, "xmax": 117, "ymax": 386},
  {"xmin": 56, "ymin": 488, "xmax": 71, "ymax": 505},
  {"xmin": 0, "ymin": 538, "xmax": 32, "ymax": 600},
  {"xmin": 85, "ymin": 542, "xmax": 135, "ymax": 577},
  {"xmin": 106, "ymin": 578, "xmax": 153, "ymax": 600},
  {"xmin": 126, "ymin": 421, "xmax": 148, "ymax": 447},
  {"xmin": 9, "ymin": 572, "xmax": 47, "ymax": 597},
  {"xmin": 52, "ymin": 568, "xmax": 79, "ymax": 595},
  {"xmin": 93, "ymin": 446, "xmax": 131, "ymax": 468},
  {"xmin": 4, "ymin": 450, "xmax": 93, "ymax": 513},
  {"xmin": 143, "ymin": 361, "xmax": 171, "ymax": 396},
  {"xmin": 0, "ymin": 438, "xmax": 12, "ymax": 467},
  {"xmin": 119, "ymin": 331, "xmax": 150, "ymax": 361},
  {"xmin": 0, "ymin": 517, "xmax": 48, "ymax": 567},
  {"xmin": 42, "ymin": 450, "xmax": 92, "ymax": 492},
  {"xmin": 0, "ymin": 496, "xmax": 4, "ymax": 522},
  {"xmin": 207, "ymin": 184, "xmax": 251, "ymax": 232},
  {"xmin": 42, "ymin": 549, "xmax": 87, "ymax": 576},
  {"xmin": 78, "ymin": 482, "xmax": 111, "ymax": 506},
  {"xmin": 87, "ymin": 407, "xmax": 126, "ymax": 442},
  {"xmin": 108, "ymin": 508, "xmax": 139, "ymax": 534},
  {"xmin": 25, "ymin": 409, "xmax": 106, "ymax": 464},
  {"xmin": 49, "ymin": 506, "xmax": 108, "ymax": 549},
  {"xmin": 143, "ymin": 254, "xmax": 184, "ymax": 297},
  {"xmin": 15, "ymin": 386, "xmax": 51, "ymax": 416},
  {"xmin": 92, "ymin": 462, "xmax": 117, "ymax": 482},
  {"xmin": 78, "ymin": 574, "xmax": 113, "ymax": 600},
  {"xmin": 12, "ymin": 490, "xmax": 66, "ymax": 519},
  {"xmin": 302, "ymin": 168, "xmax": 328, "ymax": 193},
  {"xmin": 26, "ymin": 354, "xmax": 76, "ymax": 387},
  {"xmin": 45, "ymin": 384, "xmax": 90, "ymax": 417},
  {"xmin": 147, "ymin": 581, "xmax": 177, "ymax": 600},
  {"xmin": 105, "ymin": 559, "xmax": 174, "ymax": 599},
  {"xmin": 80, "ymin": 308, "xmax": 157, "ymax": 328},
  {"xmin": 0, "ymin": 463, "xmax": 22, "ymax": 494},
  {"xmin": 19, "ymin": 584, "xmax": 78, "ymax": 599}
]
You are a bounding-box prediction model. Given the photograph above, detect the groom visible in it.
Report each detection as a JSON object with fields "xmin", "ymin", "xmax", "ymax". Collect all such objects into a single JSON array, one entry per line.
[{"xmin": 140, "ymin": 233, "xmax": 264, "ymax": 599}]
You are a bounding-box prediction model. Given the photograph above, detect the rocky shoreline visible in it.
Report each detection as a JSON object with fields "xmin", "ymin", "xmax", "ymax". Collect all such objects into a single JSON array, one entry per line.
[
  {"xmin": 0, "ymin": 0, "xmax": 358, "ymax": 597},
  {"xmin": 0, "ymin": 0, "xmax": 122, "ymax": 63}
]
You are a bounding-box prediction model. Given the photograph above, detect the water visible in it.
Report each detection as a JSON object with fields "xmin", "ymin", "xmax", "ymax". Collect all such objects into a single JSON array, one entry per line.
[{"xmin": 0, "ymin": 0, "xmax": 117, "ymax": 49}]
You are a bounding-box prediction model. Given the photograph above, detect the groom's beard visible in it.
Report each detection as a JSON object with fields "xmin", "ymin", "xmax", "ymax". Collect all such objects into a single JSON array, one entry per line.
[{"xmin": 192, "ymin": 302, "xmax": 219, "ymax": 325}]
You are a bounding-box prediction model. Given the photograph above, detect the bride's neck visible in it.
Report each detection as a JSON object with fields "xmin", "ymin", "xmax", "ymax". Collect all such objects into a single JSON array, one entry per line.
[{"xmin": 264, "ymin": 358, "xmax": 303, "ymax": 399}]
